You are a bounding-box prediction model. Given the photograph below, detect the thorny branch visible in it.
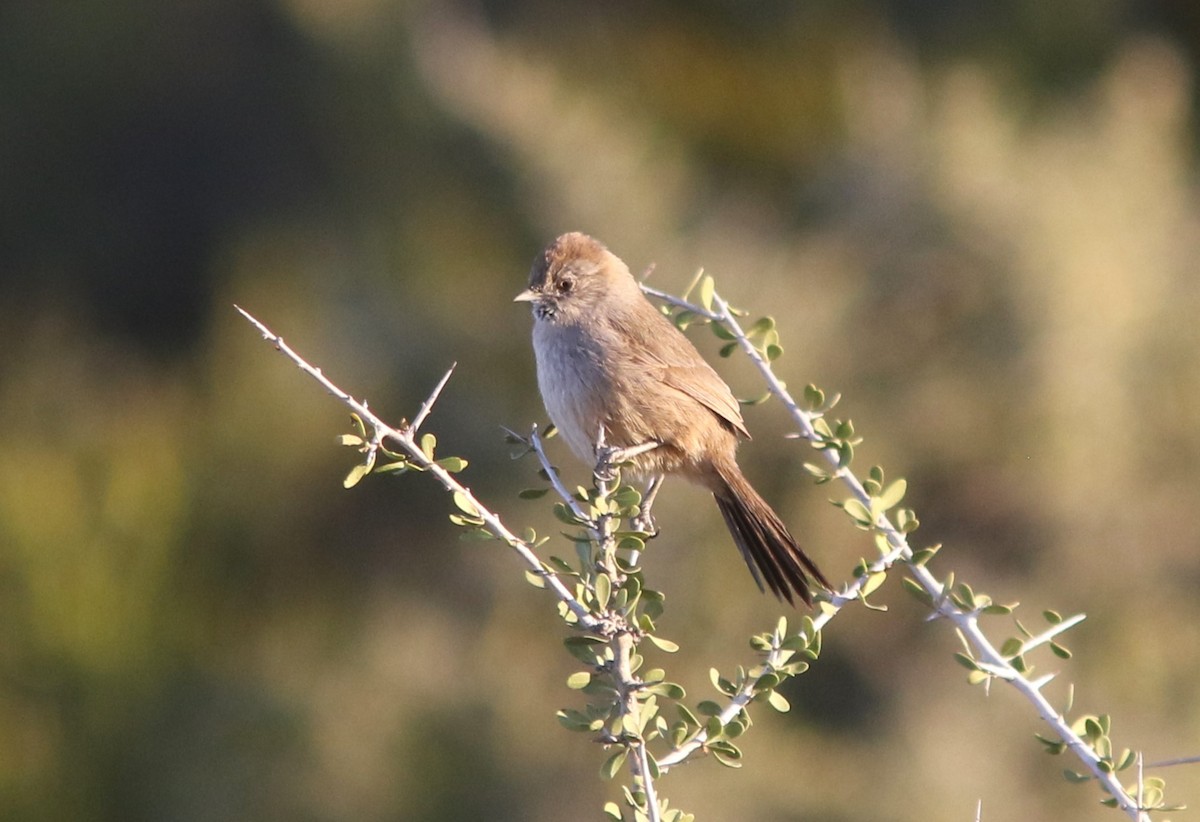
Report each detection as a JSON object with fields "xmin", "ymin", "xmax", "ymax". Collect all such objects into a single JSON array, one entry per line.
[{"xmin": 639, "ymin": 285, "xmax": 1158, "ymax": 821}]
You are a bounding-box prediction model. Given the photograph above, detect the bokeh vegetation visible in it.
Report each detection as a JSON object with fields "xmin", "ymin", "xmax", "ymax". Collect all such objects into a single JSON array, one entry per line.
[{"xmin": 2, "ymin": 2, "xmax": 1199, "ymax": 820}]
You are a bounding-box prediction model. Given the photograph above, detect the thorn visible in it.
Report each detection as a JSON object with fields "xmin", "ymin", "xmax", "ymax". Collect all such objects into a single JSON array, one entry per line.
[{"xmin": 410, "ymin": 362, "xmax": 458, "ymax": 432}]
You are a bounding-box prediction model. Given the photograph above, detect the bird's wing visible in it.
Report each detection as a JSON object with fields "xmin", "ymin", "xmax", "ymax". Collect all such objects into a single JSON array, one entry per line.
[
  {"xmin": 622, "ymin": 308, "xmax": 751, "ymax": 439},
  {"xmin": 660, "ymin": 363, "xmax": 751, "ymax": 439}
]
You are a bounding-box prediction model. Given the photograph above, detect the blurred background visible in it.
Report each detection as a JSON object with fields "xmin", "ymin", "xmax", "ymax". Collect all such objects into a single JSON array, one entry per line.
[{"xmin": 2, "ymin": 1, "xmax": 1200, "ymax": 820}]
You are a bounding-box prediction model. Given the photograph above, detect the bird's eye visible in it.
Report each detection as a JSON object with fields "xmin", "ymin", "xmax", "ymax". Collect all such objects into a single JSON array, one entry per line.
[{"xmin": 558, "ymin": 275, "xmax": 575, "ymax": 293}]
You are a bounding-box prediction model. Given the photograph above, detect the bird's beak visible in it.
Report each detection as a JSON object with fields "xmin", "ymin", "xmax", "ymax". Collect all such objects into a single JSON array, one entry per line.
[{"xmin": 513, "ymin": 288, "xmax": 539, "ymax": 303}]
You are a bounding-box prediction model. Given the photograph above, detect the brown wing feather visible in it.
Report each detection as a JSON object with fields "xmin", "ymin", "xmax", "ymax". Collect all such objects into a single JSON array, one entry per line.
[
  {"xmin": 660, "ymin": 365, "xmax": 749, "ymax": 439},
  {"xmin": 616, "ymin": 303, "xmax": 751, "ymax": 439}
]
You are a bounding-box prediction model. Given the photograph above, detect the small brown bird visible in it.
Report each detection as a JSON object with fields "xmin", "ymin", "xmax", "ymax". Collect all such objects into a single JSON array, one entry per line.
[{"xmin": 515, "ymin": 232, "xmax": 830, "ymax": 605}]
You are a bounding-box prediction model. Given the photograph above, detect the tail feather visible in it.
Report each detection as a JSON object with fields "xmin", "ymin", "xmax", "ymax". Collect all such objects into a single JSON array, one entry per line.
[{"xmin": 713, "ymin": 467, "xmax": 829, "ymax": 606}]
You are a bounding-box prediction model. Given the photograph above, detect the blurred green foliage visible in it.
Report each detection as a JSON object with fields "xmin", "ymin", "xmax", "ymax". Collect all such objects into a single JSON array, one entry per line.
[{"xmin": 2, "ymin": 1, "xmax": 1199, "ymax": 820}]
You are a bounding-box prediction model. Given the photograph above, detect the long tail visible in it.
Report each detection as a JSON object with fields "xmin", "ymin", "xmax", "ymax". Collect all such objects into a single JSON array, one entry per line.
[{"xmin": 712, "ymin": 465, "xmax": 830, "ymax": 606}]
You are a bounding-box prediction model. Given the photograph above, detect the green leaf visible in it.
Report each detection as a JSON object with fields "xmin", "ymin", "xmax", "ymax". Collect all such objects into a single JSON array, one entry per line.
[
  {"xmin": 1082, "ymin": 716, "xmax": 1103, "ymax": 738},
  {"xmin": 708, "ymin": 740, "xmax": 743, "ymax": 768},
  {"xmin": 775, "ymin": 634, "xmax": 801, "ymax": 652},
  {"xmin": 420, "ymin": 433, "xmax": 436, "ymax": 460},
  {"xmin": 647, "ymin": 634, "xmax": 680, "ymax": 653},
  {"xmin": 612, "ymin": 485, "xmax": 643, "ymax": 510},
  {"xmin": 618, "ymin": 575, "xmax": 641, "ymax": 608},
  {"xmin": 556, "ymin": 707, "xmax": 603, "ymax": 732},
  {"xmin": 603, "ymin": 801, "xmax": 623, "ymax": 821},
  {"xmin": 563, "ymin": 636, "xmax": 606, "ymax": 663},
  {"xmin": 343, "ymin": 462, "xmax": 371, "ymax": 489},
  {"xmin": 566, "ymin": 671, "xmax": 591, "ymax": 689},
  {"xmin": 669, "ymin": 721, "xmax": 689, "ymax": 748},
  {"xmin": 837, "ymin": 442, "xmax": 855, "ymax": 467},
  {"xmin": 766, "ymin": 690, "xmax": 790, "ymax": 712},
  {"xmin": 595, "ymin": 573, "xmax": 612, "ymax": 610},
  {"xmin": 805, "ymin": 626, "xmax": 823, "ymax": 660},
  {"xmin": 901, "ymin": 577, "xmax": 932, "ymax": 605},
  {"xmin": 802, "ymin": 462, "xmax": 832, "ymax": 483},
  {"xmin": 524, "ymin": 570, "xmax": 546, "ymax": 589},
  {"xmin": 643, "ymin": 668, "xmax": 667, "ymax": 684},
  {"xmin": 600, "ymin": 749, "xmax": 628, "ymax": 781},
  {"xmin": 1044, "ymin": 609, "xmax": 1063, "ymax": 624},
  {"xmin": 737, "ymin": 391, "xmax": 773, "ymax": 407},
  {"xmin": 435, "ymin": 456, "xmax": 468, "ymax": 472},
  {"xmin": 953, "ymin": 652, "xmax": 979, "ymax": 671},
  {"xmin": 864, "ymin": 476, "xmax": 882, "ymax": 498},
  {"xmin": 373, "ymin": 460, "xmax": 411, "ymax": 475},
  {"xmin": 875, "ymin": 479, "xmax": 908, "ymax": 511},
  {"xmin": 1050, "ymin": 642, "xmax": 1072, "ymax": 659},
  {"xmin": 718, "ymin": 342, "xmax": 738, "ymax": 358},
  {"xmin": 673, "ymin": 310, "xmax": 698, "ymax": 331},
  {"xmin": 518, "ymin": 488, "xmax": 549, "ymax": 499},
  {"xmin": 676, "ymin": 703, "xmax": 700, "ymax": 728},
  {"xmin": 645, "ymin": 681, "xmax": 686, "ymax": 699},
  {"xmin": 842, "ymin": 498, "xmax": 873, "ymax": 526},
  {"xmin": 617, "ymin": 535, "xmax": 646, "ymax": 552},
  {"xmin": 773, "ymin": 615, "xmax": 788, "ymax": 639},
  {"xmin": 952, "ymin": 583, "xmax": 977, "ymax": 611},
  {"xmin": 896, "ymin": 509, "xmax": 920, "ymax": 533},
  {"xmin": 860, "ymin": 571, "xmax": 887, "ymax": 597},
  {"xmin": 337, "ymin": 433, "xmax": 364, "ymax": 447},
  {"xmin": 723, "ymin": 717, "xmax": 747, "ymax": 739},
  {"xmin": 1035, "ymin": 733, "xmax": 1067, "ymax": 755},
  {"xmin": 452, "ymin": 491, "xmax": 479, "ymax": 517},
  {"xmin": 709, "ymin": 668, "xmax": 733, "ymax": 695},
  {"xmin": 698, "ymin": 274, "xmax": 715, "ymax": 311},
  {"xmin": 909, "ymin": 543, "xmax": 939, "ymax": 565},
  {"xmin": 748, "ymin": 316, "xmax": 774, "ymax": 335},
  {"xmin": 547, "ymin": 555, "xmax": 575, "ymax": 573},
  {"xmin": 803, "ymin": 384, "xmax": 825, "ymax": 409},
  {"xmin": 552, "ymin": 502, "xmax": 581, "ymax": 525},
  {"xmin": 710, "ymin": 322, "xmax": 736, "ymax": 341}
]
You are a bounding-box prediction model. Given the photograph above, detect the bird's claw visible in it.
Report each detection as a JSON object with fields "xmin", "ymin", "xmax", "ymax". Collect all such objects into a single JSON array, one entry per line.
[
  {"xmin": 593, "ymin": 441, "xmax": 658, "ymax": 483},
  {"xmin": 630, "ymin": 509, "xmax": 658, "ymax": 538},
  {"xmin": 593, "ymin": 445, "xmax": 623, "ymax": 483}
]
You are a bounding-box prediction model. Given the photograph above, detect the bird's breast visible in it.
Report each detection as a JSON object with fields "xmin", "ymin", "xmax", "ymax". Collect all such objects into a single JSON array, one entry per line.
[{"xmin": 532, "ymin": 321, "xmax": 611, "ymax": 463}]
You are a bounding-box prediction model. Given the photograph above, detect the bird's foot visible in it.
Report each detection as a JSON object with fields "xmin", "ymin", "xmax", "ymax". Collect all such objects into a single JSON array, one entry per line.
[
  {"xmin": 593, "ymin": 447, "xmax": 621, "ymax": 483},
  {"xmin": 629, "ymin": 509, "xmax": 658, "ymax": 538},
  {"xmin": 593, "ymin": 441, "xmax": 659, "ymax": 483}
]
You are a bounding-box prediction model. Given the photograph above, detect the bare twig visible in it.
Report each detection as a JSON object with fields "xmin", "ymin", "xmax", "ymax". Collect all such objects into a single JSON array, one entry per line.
[
  {"xmin": 235, "ymin": 305, "xmax": 599, "ymax": 631},
  {"xmin": 527, "ymin": 426, "xmax": 594, "ymax": 527},
  {"xmin": 239, "ymin": 306, "xmax": 664, "ymax": 815},
  {"xmin": 1145, "ymin": 754, "xmax": 1200, "ymax": 769},
  {"xmin": 639, "ymin": 287, "xmax": 1155, "ymax": 821},
  {"xmin": 411, "ymin": 363, "xmax": 456, "ymax": 432}
]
